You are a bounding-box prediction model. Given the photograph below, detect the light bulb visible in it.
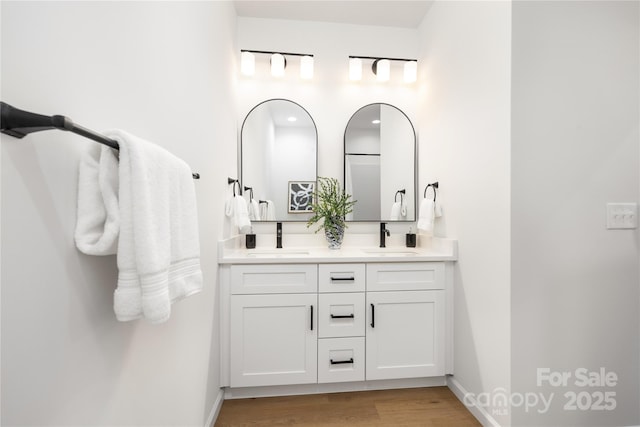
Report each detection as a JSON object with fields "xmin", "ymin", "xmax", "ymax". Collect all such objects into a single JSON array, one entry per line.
[
  {"xmin": 271, "ymin": 53, "xmax": 285, "ymax": 77},
  {"xmin": 349, "ymin": 57, "xmax": 362, "ymax": 81},
  {"xmin": 300, "ymin": 55, "xmax": 314, "ymax": 79},
  {"xmin": 404, "ymin": 61, "xmax": 417, "ymax": 83},
  {"xmin": 240, "ymin": 51, "xmax": 255, "ymax": 76},
  {"xmin": 376, "ymin": 59, "xmax": 390, "ymax": 82}
]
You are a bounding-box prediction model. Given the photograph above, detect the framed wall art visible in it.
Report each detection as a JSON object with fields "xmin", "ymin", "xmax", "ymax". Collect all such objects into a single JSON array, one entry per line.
[{"xmin": 288, "ymin": 181, "xmax": 315, "ymax": 213}]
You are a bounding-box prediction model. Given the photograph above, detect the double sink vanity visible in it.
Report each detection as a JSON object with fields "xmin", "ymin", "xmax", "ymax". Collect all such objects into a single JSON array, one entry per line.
[
  {"xmin": 220, "ymin": 98, "xmax": 456, "ymax": 398},
  {"xmin": 218, "ymin": 234, "xmax": 457, "ymax": 398}
]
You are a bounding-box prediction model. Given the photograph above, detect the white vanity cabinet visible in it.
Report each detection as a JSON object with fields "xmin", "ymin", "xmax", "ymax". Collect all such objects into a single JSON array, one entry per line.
[
  {"xmin": 228, "ymin": 264, "xmax": 318, "ymax": 387},
  {"xmin": 219, "ymin": 253, "xmax": 454, "ymax": 394},
  {"xmin": 366, "ymin": 262, "xmax": 445, "ymax": 380}
]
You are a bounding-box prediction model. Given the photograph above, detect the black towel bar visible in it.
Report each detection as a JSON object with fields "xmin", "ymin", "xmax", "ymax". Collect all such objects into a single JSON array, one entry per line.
[{"xmin": 0, "ymin": 102, "xmax": 200, "ymax": 179}]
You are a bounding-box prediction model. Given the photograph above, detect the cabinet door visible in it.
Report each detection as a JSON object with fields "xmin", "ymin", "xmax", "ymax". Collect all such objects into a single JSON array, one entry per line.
[
  {"xmin": 366, "ymin": 291, "xmax": 444, "ymax": 380},
  {"xmin": 230, "ymin": 294, "xmax": 317, "ymax": 387}
]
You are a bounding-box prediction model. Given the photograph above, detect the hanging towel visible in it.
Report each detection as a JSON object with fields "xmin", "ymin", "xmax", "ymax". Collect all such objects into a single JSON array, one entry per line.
[
  {"xmin": 248, "ymin": 198, "xmax": 261, "ymax": 221},
  {"xmin": 390, "ymin": 196, "xmax": 407, "ymax": 220},
  {"xmin": 259, "ymin": 200, "xmax": 276, "ymax": 221},
  {"xmin": 417, "ymin": 198, "xmax": 435, "ymax": 235},
  {"xmin": 225, "ymin": 195, "xmax": 252, "ymax": 234},
  {"xmin": 75, "ymin": 129, "xmax": 203, "ymax": 324},
  {"xmin": 390, "ymin": 202, "xmax": 402, "ymax": 220}
]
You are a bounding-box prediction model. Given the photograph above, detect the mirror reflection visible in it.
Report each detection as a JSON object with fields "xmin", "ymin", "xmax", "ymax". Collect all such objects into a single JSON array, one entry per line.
[
  {"xmin": 344, "ymin": 103, "xmax": 416, "ymax": 221},
  {"xmin": 241, "ymin": 99, "xmax": 317, "ymax": 222}
]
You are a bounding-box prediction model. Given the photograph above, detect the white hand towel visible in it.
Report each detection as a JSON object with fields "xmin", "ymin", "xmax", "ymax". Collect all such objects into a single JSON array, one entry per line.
[
  {"xmin": 225, "ymin": 195, "xmax": 252, "ymax": 234},
  {"xmin": 248, "ymin": 199, "xmax": 261, "ymax": 221},
  {"xmin": 435, "ymin": 201, "xmax": 443, "ymax": 218},
  {"xmin": 390, "ymin": 202, "xmax": 401, "ymax": 220},
  {"xmin": 75, "ymin": 145, "xmax": 119, "ymax": 255},
  {"xmin": 75, "ymin": 129, "xmax": 203, "ymax": 324},
  {"xmin": 259, "ymin": 200, "xmax": 276, "ymax": 221},
  {"xmin": 417, "ymin": 198, "xmax": 435, "ymax": 235}
]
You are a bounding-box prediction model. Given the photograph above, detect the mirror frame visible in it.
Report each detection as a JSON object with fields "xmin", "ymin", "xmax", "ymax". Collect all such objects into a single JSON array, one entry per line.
[
  {"xmin": 240, "ymin": 98, "xmax": 319, "ymax": 222},
  {"xmin": 343, "ymin": 102, "xmax": 417, "ymax": 222}
]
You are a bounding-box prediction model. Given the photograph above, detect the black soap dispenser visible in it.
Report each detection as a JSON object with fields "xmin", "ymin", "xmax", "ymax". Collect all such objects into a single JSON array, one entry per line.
[
  {"xmin": 245, "ymin": 227, "xmax": 256, "ymax": 249},
  {"xmin": 406, "ymin": 226, "xmax": 416, "ymax": 248}
]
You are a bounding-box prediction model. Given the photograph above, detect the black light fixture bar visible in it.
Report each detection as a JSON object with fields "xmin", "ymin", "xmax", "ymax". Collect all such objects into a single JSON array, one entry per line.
[
  {"xmin": 241, "ymin": 49, "xmax": 313, "ymax": 58},
  {"xmin": 349, "ymin": 55, "xmax": 417, "ymax": 62}
]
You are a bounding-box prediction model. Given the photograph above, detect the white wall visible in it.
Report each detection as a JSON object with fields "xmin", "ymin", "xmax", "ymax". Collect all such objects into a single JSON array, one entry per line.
[
  {"xmin": 237, "ymin": 17, "xmax": 419, "ymax": 234},
  {"xmin": 511, "ymin": 2, "xmax": 640, "ymax": 425},
  {"xmin": 0, "ymin": 1, "xmax": 237, "ymax": 425},
  {"xmin": 418, "ymin": 2, "xmax": 512, "ymax": 425}
]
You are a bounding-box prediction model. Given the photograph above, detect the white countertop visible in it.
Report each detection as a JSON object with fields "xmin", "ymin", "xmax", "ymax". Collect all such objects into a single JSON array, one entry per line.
[{"xmin": 218, "ymin": 234, "xmax": 458, "ymax": 264}]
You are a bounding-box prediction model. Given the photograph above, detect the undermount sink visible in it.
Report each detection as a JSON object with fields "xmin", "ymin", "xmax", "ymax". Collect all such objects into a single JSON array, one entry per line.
[
  {"xmin": 361, "ymin": 249, "xmax": 419, "ymax": 256},
  {"xmin": 245, "ymin": 249, "xmax": 310, "ymax": 257}
]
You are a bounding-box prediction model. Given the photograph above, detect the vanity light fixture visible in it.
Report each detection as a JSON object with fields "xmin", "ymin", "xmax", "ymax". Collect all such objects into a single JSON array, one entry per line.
[
  {"xmin": 300, "ymin": 55, "xmax": 314, "ymax": 80},
  {"xmin": 374, "ymin": 59, "xmax": 390, "ymax": 82},
  {"xmin": 287, "ymin": 116, "xmax": 297, "ymax": 122},
  {"xmin": 240, "ymin": 49, "xmax": 315, "ymax": 80},
  {"xmin": 349, "ymin": 55, "xmax": 418, "ymax": 84},
  {"xmin": 404, "ymin": 61, "xmax": 418, "ymax": 83},
  {"xmin": 240, "ymin": 51, "xmax": 255, "ymax": 76},
  {"xmin": 349, "ymin": 57, "xmax": 363, "ymax": 81},
  {"xmin": 271, "ymin": 53, "xmax": 286, "ymax": 77}
]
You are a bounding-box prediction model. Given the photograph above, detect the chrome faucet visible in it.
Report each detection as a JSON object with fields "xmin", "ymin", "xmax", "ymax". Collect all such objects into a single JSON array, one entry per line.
[
  {"xmin": 380, "ymin": 222, "xmax": 390, "ymax": 248},
  {"xmin": 276, "ymin": 222, "xmax": 283, "ymax": 249}
]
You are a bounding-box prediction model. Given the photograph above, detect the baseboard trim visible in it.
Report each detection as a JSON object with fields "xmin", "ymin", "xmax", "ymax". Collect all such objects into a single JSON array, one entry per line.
[
  {"xmin": 223, "ymin": 377, "xmax": 446, "ymax": 399},
  {"xmin": 447, "ymin": 376, "xmax": 501, "ymax": 427},
  {"xmin": 204, "ymin": 388, "xmax": 225, "ymax": 427}
]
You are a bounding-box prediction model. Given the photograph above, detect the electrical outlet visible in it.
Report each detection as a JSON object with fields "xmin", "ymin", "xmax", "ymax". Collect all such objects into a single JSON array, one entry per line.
[{"xmin": 606, "ymin": 203, "xmax": 638, "ymax": 229}]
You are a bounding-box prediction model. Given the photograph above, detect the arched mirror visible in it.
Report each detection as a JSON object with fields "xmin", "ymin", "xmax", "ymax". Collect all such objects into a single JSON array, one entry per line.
[
  {"xmin": 241, "ymin": 99, "xmax": 318, "ymax": 222},
  {"xmin": 344, "ymin": 103, "xmax": 416, "ymax": 221}
]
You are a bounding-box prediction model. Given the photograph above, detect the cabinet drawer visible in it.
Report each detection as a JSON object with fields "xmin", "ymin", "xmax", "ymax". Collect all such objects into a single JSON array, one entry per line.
[
  {"xmin": 318, "ymin": 337, "xmax": 365, "ymax": 383},
  {"xmin": 367, "ymin": 262, "xmax": 444, "ymax": 291},
  {"xmin": 319, "ymin": 264, "xmax": 365, "ymax": 293},
  {"xmin": 230, "ymin": 264, "xmax": 317, "ymax": 294},
  {"xmin": 318, "ymin": 293, "xmax": 365, "ymax": 338}
]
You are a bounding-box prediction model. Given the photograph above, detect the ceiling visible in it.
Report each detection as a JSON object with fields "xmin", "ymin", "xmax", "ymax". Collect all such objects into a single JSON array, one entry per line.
[{"xmin": 234, "ymin": 1, "xmax": 434, "ymax": 29}]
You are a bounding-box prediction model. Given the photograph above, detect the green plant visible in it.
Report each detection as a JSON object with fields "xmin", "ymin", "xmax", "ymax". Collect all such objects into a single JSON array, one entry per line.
[{"xmin": 306, "ymin": 177, "xmax": 356, "ymax": 240}]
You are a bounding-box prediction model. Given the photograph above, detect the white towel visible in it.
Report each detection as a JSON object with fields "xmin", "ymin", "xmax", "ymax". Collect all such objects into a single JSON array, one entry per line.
[
  {"xmin": 75, "ymin": 129, "xmax": 203, "ymax": 324},
  {"xmin": 390, "ymin": 197, "xmax": 407, "ymax": 220},
  {"xmin": 247, "ymin": 199, "xmax": 261, "ymax": 221},
  {"xmin": 226, "ymin": 195, "xmax": 252, "ymax": 234},
  {"xmin": 259, "ymin": 200, "xmax": 276, "ymax": 221},
  {"xmin": 417, "ymin": 198, "xmax": 435, "ymax": 235},
  {"xmin": 390, "ymin": 202, "xmax": 402, "ymax": 220}
]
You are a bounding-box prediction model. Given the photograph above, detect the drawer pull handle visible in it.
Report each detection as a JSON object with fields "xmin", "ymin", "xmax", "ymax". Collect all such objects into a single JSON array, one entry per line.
[
  {"xmin": 330, "ymin": 277, "xmax": 355, "ymax": 282},
  {"xmin": 330, "ymin": 358, "xmax": 354, "ymax": 365},
  {"xmin": 310, "ymin": 305, "xmax": 314, "ymax": 331},
  {"xmin": 370, "ymin": 303, "xmax": 375, "ymax": 328},
  {"xmin": 330, "ymin": 314, "xmax": 355, "ymax": 319}
]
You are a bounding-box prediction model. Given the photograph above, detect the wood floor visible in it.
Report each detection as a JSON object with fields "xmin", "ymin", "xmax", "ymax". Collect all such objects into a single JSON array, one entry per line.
[{"xmin": 214, "ymin": 387, "xmax": 481, "ymax": 426}]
